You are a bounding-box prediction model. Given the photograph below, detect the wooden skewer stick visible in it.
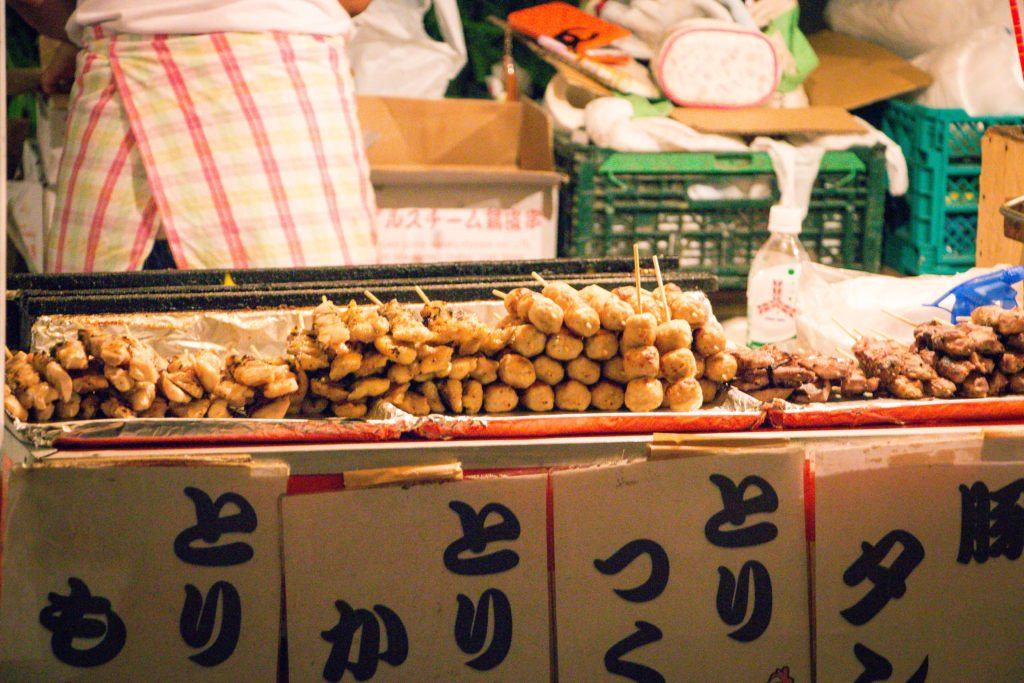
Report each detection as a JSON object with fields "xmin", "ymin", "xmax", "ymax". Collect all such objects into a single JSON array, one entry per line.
[
  {"xmin": 852, "ymin": 327, "xmax": 868, "ymax": 339},
  {"xmin": 832, "ymin": 317, "xmax": 859, "ymax": 341},
  {"xmin": 413, "ymin": 285, "xmax": 431, "ymax": 306},
  {"xmin": 531, "ymin": 271, "xmax": 548, "ymax": 287},
  {"xmin": 363, "ymin": 290, "xmax": 384, "ymax": 306},
  {"xmin": 652, "ymin": 254, "xmax": 671, "ymax": 321},
  {"xmin": 838, "ymin": 348, "xmax": 858, "ymax": 362},
  {"xmin": 633, "ymin": 244, "xmax": 643, "ymax": 315},
  {"xmin": 492, "ymin": 289, "xmax": 507, "ymax": 300},
  {"xmin": 882, "ymin": 309, "xmax": 919, "ymax": 328},
  {"xmin": 870, "ymin": 328, "xmax": 899, "ymax": 342}
]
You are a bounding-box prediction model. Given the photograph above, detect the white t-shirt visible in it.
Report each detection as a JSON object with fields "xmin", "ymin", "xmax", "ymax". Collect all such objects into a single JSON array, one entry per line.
[{"xmin": 68, "ymin": 0, "xmax": 352, "ymax": 45}]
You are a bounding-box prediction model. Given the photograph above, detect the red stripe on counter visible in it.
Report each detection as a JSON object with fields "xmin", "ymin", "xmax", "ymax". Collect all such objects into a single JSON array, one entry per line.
[
  {"xmin": 213, "ymin": 34, "xmax": 305, "ymax": 267},
  {"xmin": 276, "ymin": 33, "xmax": 352, "ymax": 264}
]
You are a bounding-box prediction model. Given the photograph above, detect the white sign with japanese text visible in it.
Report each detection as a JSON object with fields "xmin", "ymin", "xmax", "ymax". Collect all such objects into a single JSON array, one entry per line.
[
  {"xmin": 375, "ymin": 207, "xmax": 555, "ymax": 263},
  {"xmin": 553, "ymin": 449, "xmax": 810, "ymax": 683},
  {"xmin": 0, "ymin": 459, "xmax": 289, "ymax": 682},
  {"xmin": 815, "ymin": 437, "xmax": 1024, "ymax": 680},
  {"xmin": 282, "ymin": 473, "xmax": 550, "ymax": 681}
]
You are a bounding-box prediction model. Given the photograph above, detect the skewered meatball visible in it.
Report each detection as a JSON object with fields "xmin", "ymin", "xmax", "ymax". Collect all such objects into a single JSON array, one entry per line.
[
  {"xmin": 566, "ymin": 356, "xmax": 601, "ymax": 385},
  {"xmin": 693, "ymin": 321, "xmax": 726, "ymax": 356},
  {"xmin": 621, "ymin": 313, "xmax": 658, "ymax": 350},
  {"xmin": 624, "ymin": 378, "xmax": 663, "ymax": 412},
  {"xmin": 545, "ymin": 332, "xmax": 584, "ymax": 361},
  {"xmin": 622, "ymin": 346, "xmax": 660, "ymax": 380},
  {"xmin": 703, "ymin": 352, "xmax": 738, "ymax": 383},
  {"xmin": 584, "ymin": 329, "xmax": 618, "ymax": 361},
  {"xmin": 661, "ymin": 348, "xmax": 697, "ymax": 382},
  {"xmin": 498, "ymin": 354, "xmax": 537, "ymax": 389},
  {"xmin": 484, "ymin": 383, "xmax": 519, "ymax": 413},
  {"xmin": 521, "ymin": 383, "xmax": 555, "ymax": 412},
  {"xmin": 510, "ymin": 324, "xmax": 548, "ymax": 358},
  {"xmin": 533, "ymin": 356, "xmax": 565, "ymax": 386},
  {"xmin": 664, "ymin": 378, "xmax": 703, "ymax": 412},
  {"xmin": 590, "ymin": 380, "xmax": 625, "ymax": 411},
  {"xmin": 554, "ymin": 379, "xmax": 592, "ymax": 411},
  {"xmin": 654, "ymin": 320, "xmax": 692, "ymax": 354}
]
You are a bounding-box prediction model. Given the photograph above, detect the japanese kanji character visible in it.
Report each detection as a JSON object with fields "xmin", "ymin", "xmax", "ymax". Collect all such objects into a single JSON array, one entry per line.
[
  {"xmin": 321, "ymin": 601, "xmax": 408, "ymax": 682},
  {"xmin": 716, "ymin": 560, "xmax": 773, "ymax": 642},
  {"xmin": 443, "ymin": 501, "xmax": 520, "ymax": 576},
  {"xmin": 180, "ymin": 581, "xmax": 241, "ymax": 667},
  {"xmin": 38, "ymin": 577, "xmax": 126, "ymax": 668},
  {"xmin": 454, "ymin": 588, "xmax": 512, "ymax": 671},
  {"xmin": 958, "ymin": 479, "xmax": 1023, "ymax": 564},
  {"xmin": 173, "ymin": 487, "xmax": 257, "ymax": 567},
  {"xmin": 704, "ymin": 474, "xmax": 779, "ymax": 548},
  {"xmin": 593, "ymin": 539, "xmax": 669, "ymax": 603},
  {"xmin": 841, "ymin": 529, "xmax": 924, "ymax": 626}
]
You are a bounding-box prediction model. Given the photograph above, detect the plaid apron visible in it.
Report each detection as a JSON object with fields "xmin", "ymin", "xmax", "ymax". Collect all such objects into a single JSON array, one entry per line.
[{"xmin": 46, "ymin": 27, "xmax": 379, "ymax": 272}]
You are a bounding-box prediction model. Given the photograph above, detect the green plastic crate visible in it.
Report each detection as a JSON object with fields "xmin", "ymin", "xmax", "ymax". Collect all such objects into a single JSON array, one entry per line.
[
  {"xmin": 881, "ymin": 100, "xmax": 1024, "ymax": 274},
  {"xmin": 555, "ymin": 137, "xmax": 886, "ymax": 289}
]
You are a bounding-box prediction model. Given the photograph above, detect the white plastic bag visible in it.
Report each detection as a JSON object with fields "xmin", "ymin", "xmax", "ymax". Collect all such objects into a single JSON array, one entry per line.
[
  {"xmin": 912, "ymin": 23, "xmax": 1024, "ymax": 117},
  {"xmin": 347, "ymin": 0, "xmax": 467, "ymax": 99},
  {"xmin": 795, "ymin": 263, "xmax": 1013, "ymax": 356},
  {"xmin": 824, "ymin": 0, "xmax": 1005, "ymax": 59}
]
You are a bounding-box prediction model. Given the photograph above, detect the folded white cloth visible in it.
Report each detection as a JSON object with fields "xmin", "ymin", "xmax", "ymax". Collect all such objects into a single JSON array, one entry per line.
[{"xmin": 796, "ymin": 118, "xmax": 909, "ymax": 197}]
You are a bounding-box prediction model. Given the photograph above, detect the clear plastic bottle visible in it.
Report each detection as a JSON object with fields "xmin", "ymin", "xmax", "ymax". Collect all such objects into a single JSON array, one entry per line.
[{"xmin": 746, "ymin": 205, "xmax": 809, "ymax": 349}]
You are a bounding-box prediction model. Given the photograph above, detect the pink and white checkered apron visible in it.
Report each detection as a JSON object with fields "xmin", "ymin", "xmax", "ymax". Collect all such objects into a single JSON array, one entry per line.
[{"xmin": 46, "ymin": 27, "xmax": 379, "ymax": 272}]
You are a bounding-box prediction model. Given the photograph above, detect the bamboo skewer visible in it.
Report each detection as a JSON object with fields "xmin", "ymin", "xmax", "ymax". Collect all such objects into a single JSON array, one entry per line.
[
  {"xmin": 492, "ymin": 289, "xmax": 507, "ymax": 300},
  {"xmin": 883, "ymin": 309, "xmax": 918, "ymax": 328},
  {"xmin": 413, "ymin": 285, "xmax": 431, "ymax": 306},
  {"xmin": 632, "ymin": 244, "xmax": 643, "ymax": 314},
  {"xmin": 531, "ymin": 271, "xmax": 548, "ymax": 287},
  {"xmin": 832, "ymin": 317, "xmax": 859, "ymax": 341},
  {"xmin": 652, "ymin": 254, "xmax": 671, "ymax": 321},
  {"xmin": 363, "ymin": 290, "xmax": 384, "ymax": 307},
  {"xmin": 870, "ymin": 328, "xmax": 899, "ymax": 342}
]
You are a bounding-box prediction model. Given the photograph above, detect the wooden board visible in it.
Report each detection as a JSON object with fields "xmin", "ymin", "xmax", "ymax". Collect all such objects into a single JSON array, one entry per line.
[{"xmin": 977, "ymin": 125, "xmax": 1024, "ymax": 267}]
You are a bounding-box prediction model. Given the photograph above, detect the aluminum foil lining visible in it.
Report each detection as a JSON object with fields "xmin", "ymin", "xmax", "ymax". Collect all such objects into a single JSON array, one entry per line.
[
  {"xmin": 30, "ymin": 302, "xmax": 507, "ymax": 359},
  {"xmin": 7, "ymin": 400, "xmax": 419, "ymax": 448}
]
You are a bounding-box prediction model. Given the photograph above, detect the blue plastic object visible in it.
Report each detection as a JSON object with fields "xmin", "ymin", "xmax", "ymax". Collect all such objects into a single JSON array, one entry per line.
[{"xmin": 929, "ymin": 267, "xmax": 1024, "ymax": 322}]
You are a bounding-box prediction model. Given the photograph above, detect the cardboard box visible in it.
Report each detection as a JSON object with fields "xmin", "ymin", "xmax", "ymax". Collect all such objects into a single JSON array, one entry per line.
[
  {"xmin": 977, "ymin": 125, "xmax": 1024, "ymax": 266},
  {"xmin": 356, "ymin": 96, "xmax": 562, "ymax": 263},
  {"xmin": 667, "ymin": 30, "xmax": 932, "ymax": 136}
]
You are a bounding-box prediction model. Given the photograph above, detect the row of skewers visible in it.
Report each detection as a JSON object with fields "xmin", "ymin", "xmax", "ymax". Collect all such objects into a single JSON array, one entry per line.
[
  {"xmin": 10, "ymin": 259, "xmax": 1024, "ymax": 424},
  {"xmin": 3, "ymin": 257, "xmax": 739, "ymax": 422},
  {"xmin": 731, "ymin": 305, "xmax": 1024, "ymax": 402}
]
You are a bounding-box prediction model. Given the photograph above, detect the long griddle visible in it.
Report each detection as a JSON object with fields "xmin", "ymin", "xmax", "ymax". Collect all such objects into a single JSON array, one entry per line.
[{"xmin": 6, "ymin": 258, "xmax": 716, "ymax": 350}]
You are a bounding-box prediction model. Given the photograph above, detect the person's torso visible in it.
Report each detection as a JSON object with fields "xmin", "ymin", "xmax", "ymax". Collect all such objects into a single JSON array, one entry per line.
[{"xmin": 68, "ymin": 0, "xmax": 351, "ymax": 44}]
